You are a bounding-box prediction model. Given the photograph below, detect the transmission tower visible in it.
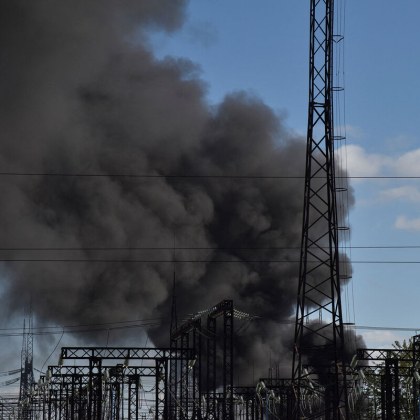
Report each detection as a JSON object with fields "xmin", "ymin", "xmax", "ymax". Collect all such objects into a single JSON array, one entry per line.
[
  {"xmin": 18, "ymin": 310, "xmax": 34, "ymax": 420},
  {"xmin": 292, "ymin": 0, "xmax": 349, "ymax": 418}
]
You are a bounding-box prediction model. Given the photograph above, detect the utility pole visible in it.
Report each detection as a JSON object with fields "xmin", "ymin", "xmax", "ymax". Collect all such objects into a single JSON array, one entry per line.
[{"xmin": 292, "ymin": 0, "xmax": 349, "ymax": 418}]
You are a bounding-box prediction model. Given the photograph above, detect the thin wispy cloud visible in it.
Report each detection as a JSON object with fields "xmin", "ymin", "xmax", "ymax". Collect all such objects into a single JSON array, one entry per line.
[
  {"xmin": 337, "ymin": 144, "xmax": 420, "ymax": 229},
  {"xmin": 395, "ymin": 215, "xmax": 420, "ymax": 232},
  {"xmin": 336, "ymin": 144, "xmax": 391, "ymax": 178},
  {"xmin": 337, "ymin": 144, "xmax": 420, "ymax": 178},
  {"xmin": 380, "ymin": 186, "xmax": 420, "ymax": 203},
  {"xmin": 393, "ymin": 149, "xmax": 420, "ymax": 176}
]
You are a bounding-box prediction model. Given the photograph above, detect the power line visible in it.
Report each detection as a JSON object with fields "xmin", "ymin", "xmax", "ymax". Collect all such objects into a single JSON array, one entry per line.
[
  {"xmin": 0, "ymin": 320, "xmax": 420, "ymax": 338},
  {"xmin": 0, "ymin": 319, "xmax": 418, "ymax": 336},
  {"xmin": 0, "ymin": 172, "xmax": 303, "ymax": 179},
  {"xmin": 0, "ymin": 258, "xmax": 418, "ymax": 263},
  {"xmin": 0, "ymin": 245, "xmax": 419, "ymax": 252},
  {"xmin": 353, "ymin": 325, "xmax": 420, "ymax": 332},
  {"xmin": 0, "ymin": 171, "xmax": 419, "ymax": 180},
  {"xmin": 0, "ymin": 325, "xmax": 160, "ymax": 338},
  {"xmin": 0, "ymin": 317, "xmax": 162, "ymax": 332},
  {"xmin": 0, "ymin": 323, "xmax": 161, "ymax": 338}
]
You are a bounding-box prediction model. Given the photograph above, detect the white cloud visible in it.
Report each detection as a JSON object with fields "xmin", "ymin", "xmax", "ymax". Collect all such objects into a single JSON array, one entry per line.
[
  {"xmin": 395, "ymin": 215, "xmax": 420, "ymax": 231},
  {"xmin": 392, "ymin": 149, "xmax": 420, "ymax": 176},
  {"xmin": 336, "ymin": 144, "xmax": 391, "ymax": 178},
  {"xmin": 337, "ymin": 144, "xmax": 420, "ymax": 179},
  {"xmin": 380, "ymin": 186, "xmax": 420, "ymax": 202}
]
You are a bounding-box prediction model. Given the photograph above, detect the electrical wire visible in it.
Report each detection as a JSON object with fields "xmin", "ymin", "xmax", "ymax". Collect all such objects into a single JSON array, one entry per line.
[
  {"xmin": 1, "ymin": 171, "xmax": 420, "ymax": 179},
  {"xmin": 0, "ymin": 323, "xmax": 160, "ymax": 338},
  {"xmin": 0, "ymin": 318, "xmax": 163, "ymax": 334},
  {"xmin": 40, "ymin": 330, "xmax": 64, "ymax": 373},
  {"xmin": 0, "ymin": 317, "xmax": 162, "ymax": 331},
  {"xmin": 0, "ymin": 369, "xmax": 20, "ymax": 377},
  {"xmin": 0, "ymin": 245, "xmax": 417, "ymax": 251},
  {"xmin": 0, "ymin": 319, "xmax": 416, "ymax": 336},
  {"xmin": 0, "ymin": 258, "xmax": 419, "ymax": 263}
]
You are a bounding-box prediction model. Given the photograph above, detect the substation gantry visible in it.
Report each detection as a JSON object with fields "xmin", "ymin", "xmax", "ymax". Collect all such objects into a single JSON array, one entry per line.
[
  {"xmin": 354, "ymin": 335, "xmax": 420, "ymax": 420},
  {"xmin": 17, "ymin": 300, "xmax": 259, "ymax": 420}
]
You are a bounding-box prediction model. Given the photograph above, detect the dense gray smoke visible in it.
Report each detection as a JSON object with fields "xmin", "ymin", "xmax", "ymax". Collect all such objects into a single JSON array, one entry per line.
[{"xmin": 0, "ymin": 0, "xmax": 357, "ymax": 381}]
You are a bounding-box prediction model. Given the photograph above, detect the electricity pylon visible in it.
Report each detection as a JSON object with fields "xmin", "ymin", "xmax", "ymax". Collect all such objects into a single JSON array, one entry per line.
[{"xmin": 292, "ymin": 0, "xmax": 350, "ymax": 418}]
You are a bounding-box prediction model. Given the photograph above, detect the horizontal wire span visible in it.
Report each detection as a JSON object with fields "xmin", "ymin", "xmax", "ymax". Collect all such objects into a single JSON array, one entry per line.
[
  {"xmin": 0, "ymin": 245, "xmax": 416, "ymax": 251},
  {"xmin": 354, "ymin": 325, "xmax": 420, "ymax": 332},
  {"xmin": 0, "ymin": 322, "xmax": 418, "ymax": 337},
  {"xmin": 0, "ymin": 172, "xmax": 419, "ymax": 180},
  {"xmin": 0, "ymin": 318, "xmax": 162, "ymax": 331},
  {"xmin": 0, "ymin": 324, "xmax": 160, "ymax": 337},
  {"xmin": 0, "ymin": 259, "xmax": 417, "ymax": 263}
]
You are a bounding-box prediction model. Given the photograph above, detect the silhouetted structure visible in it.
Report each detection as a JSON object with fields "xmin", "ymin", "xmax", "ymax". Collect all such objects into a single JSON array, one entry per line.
[
  {"xmin": 18, "ymin": 311, "xmax": 34, "ymax": 420},
  {"xmin": 292, "ymin": 0, "xmax": 349, "ymax": 418}
]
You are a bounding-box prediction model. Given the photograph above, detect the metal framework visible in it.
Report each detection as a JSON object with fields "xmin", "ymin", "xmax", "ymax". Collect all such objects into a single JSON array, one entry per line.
[
  {"xmin": 357, "ymin": 335, "xmax": 420, "ymax": 420},
  {"xmin": 170, "ymin": 318, "xmax": 201, "ymax": 419},
  {"xmin": 357, "ymin": 348, "xmax": 414, "ymax": 362},
  {"xmin": 384, "ymin": 359, "xmax": 400, "ymax": 420},
  {"xmin": 169, "ymin": 299, "xmax": 235, "ymax": 420},
  {"xmin": 61, "ymin": 347, "xmax": 194, "ymax": 361},
  {"xmin": 356, "ymin": 339, "xmax": 420, "ymax": 419},
  {"xmin": 292, "ymin": 0, "xmax": 349, "ymax": 417},
  {"xmin": 29, "ymin": 365, "xmax": 154, "ymax": 419},
  {"xmin": 206, "ymin": 300, "xmax": 234, "ymax": 420},
  {"xmin": 58, "ymin": 346, "xmax": 194, "ymax": 419},
  {"xmin": 7, "ymin": 301, "xmax": 250, "ymax": 419},
  {"xmin": 18, "ymin": 313, "xmax": 34, "ymax": 420}
]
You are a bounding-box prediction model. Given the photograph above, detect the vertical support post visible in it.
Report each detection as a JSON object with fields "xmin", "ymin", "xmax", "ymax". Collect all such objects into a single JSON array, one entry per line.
[
  {"xmin": 192, "ymin": 322, "xmax": 202, "ymax": 419},
  {"xmin": 181, "ymin": 332, "xmax": 189, "ymax": 417},
  {"xmin": 88, "ymin": 357, "xmax": 102, "ymax": 420},
  {"xmin": 155, "ymin": 358, "xmax": 168, "ymax": 420},
  {"xmin": 169, "ymin": 339, "xmax": 179, "ymax": 420},
  {"xmin": 381, "ymin": 375, "xmax": 386, "ymax": 420},
  {"xmin": 384, "ymin": 358, "xmax": 400, "ymax": 420},
  {"xmin": 207, "ymin": 316, "xmax": 216, "ymax": 419},
  {"xmin": 223, "ymin": 300, "xmax": 234, "ymax": 420},
  {"xmin": 78, "ymin": 375, "xmax": 85, "ymax": 419},
  {"xmin": 414, "ymin": 335, "xmax": 420, "ymax": 419},
  {"xmin": 128, "ymin": 374, "xmax": 140, "ymax": 420}
]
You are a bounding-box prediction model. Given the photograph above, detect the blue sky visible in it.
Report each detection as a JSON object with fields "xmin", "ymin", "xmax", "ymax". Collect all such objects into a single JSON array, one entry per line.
[{"xmin": 150, "ymin": 0, "xmax": 420, "ymax": 348}]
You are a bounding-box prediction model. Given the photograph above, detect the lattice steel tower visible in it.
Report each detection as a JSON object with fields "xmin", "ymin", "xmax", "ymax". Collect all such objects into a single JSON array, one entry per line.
[
  {"xmin": 292, "ymin": 0, "xmax": 349, "ymax": 418},
  {"xmin": 18, "ymin": 311, "xmax": 34, "ymax": 420}
]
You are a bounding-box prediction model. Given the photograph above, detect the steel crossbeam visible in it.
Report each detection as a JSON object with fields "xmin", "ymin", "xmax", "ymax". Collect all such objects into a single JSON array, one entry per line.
[
  {"xmin": 357, "ymin": 348, "xmax": 414, "ymax": 362},
  {"xmin": 47, "ymin": 364, "xmax": 156, "ymax": 378},
  {"xmin": 61, "ymin": 346, "xmax": 194, "ymax": 360},
  {"xmin": 259, "ymin": 378, "xmax": 293, "ymax": 388},
  {"xmin": 357, "ymin": 365, "xmax": 412, "ymax": 377}
]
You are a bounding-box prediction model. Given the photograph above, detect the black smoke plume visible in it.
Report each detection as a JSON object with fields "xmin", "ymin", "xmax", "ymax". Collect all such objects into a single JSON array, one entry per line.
[{"xmin": 0, "ymin": 0, "xmax": 356, "ymax": 381}]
